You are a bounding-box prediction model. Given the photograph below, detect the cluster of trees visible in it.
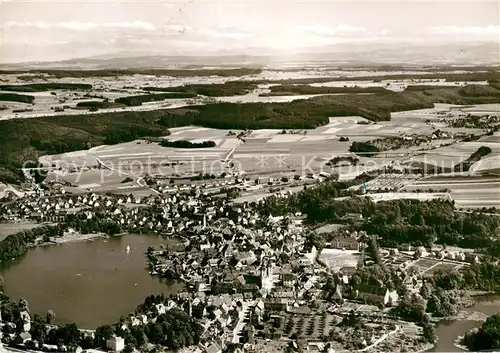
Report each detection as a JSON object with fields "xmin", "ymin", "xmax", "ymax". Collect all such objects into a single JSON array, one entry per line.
[
  {"xmin": 143, "ymin": 82, "xmax": 258, "ymax": 97},
  {"xmin": 349, "ymin": 142, "xmax": 380, "ymax": 156},
  {"xmin": 65, "ymin": 217, "xmax": 125, "ymax": 236},
  {"xmin": 428, "ymin": 262, "xmax": 500, "ymax": 292},
  {"xmin": 0, "ymin": 225, "xmax": 63, "ymax": 263},
  {"xmin": 462, "ymin": 314, "xmax": 500, "ymax": 351},
  {"xmin": 257, "ymin": 177, "xmax": 500, "ymax": 252},
  {"xmin": 454, "ymin": 146, "xmax": 492, "ymax": 172},
  {"xmin": 0, "ymin": 93, "xmax": 35, "ymax": 104},
  {"xmin": 449, "ymin": 114, "xmax": 500, "ymax": 129},
  {"xmin": 115, "ymin": 93, "xmax": 197, "ymax": 106},
  {"xmin": 1, "ymin": 294, "xmax": 203, "ymax": 352},
  {"xmin": 76, "ymin": 101, "xmax": 121, "ymax": 111},
  {"xmin": 261, "ymin": 84, "xmax": 388, "ymax": 96},
  {"xmin": 159, "ymin": 139, "xmax": 216, "ymax": 148},
  {"xmin": 326, "ymin": 156, "xmax": 359, "ymax": 167},
  {"xmin": 391, "ymin": 293, "xmax": 427, "ymax": 323},
  {"xmin": 29, "ymin": 138, "xmax": 94, "ymax": 155},
  {"xmin": 103, "ymin": 126, "xmax": 168, "ymax": 145},
  {"xmin": 256, "ymin": 172, "xmax": 377, "ymax": 220},
  {"xmin": 112, "ymin": 294, "xmax": 203, "ymax": 351},
  {"xmin": 364, "ymin": 200, "xmax": 500, "ymax": 250},
  {"xmin": 459, "ymin": 84, "xmax": 500, "ymax": 98},
  {"xmin": 190, "ymin": 173, "xmax": 217, "ymax": 181},
  {"xmin": 0, "ymin": 83, "xmax": 92, "ymax": 93}
]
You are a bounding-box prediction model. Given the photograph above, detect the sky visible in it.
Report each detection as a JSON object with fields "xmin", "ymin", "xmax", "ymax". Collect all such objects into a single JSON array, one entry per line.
[{"xmin": 0, "ymin": 0, "xmax": 499, "ymax": 63}]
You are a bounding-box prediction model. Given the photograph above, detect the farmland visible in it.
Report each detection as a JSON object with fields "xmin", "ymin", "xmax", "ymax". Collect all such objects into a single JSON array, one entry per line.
[
  {"xmin": 0, "ymin": 66, "xmax": 498, "ymax": 200},
  {"xmin": 26, "ymin": 101, "xmax": 498, "ymax": 211}
]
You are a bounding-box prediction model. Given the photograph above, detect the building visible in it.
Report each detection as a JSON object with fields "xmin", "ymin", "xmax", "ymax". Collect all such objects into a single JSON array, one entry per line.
[
  {"xmin": 106, "ymin": 336, "xmax": 125, "ymax": 352},
  {"xmin": 255, "ymin": 177, "xmax": 272, "ymax": 185},
  {"xmin": 343, "ymin": 213, "xmax": 363, "ymax": 221},
  {"xmin": 281, "ymin": 273, "xmax": 295, "ymax": 287},
  {"xmin": 355, "ymin": 285, "xmax": 399, "ymax": 307},
  {"xmin": 332, "ymin": 236, "xmax": 360, "ymax": 251}
]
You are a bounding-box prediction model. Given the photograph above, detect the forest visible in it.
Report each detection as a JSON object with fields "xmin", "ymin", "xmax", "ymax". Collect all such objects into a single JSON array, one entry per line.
[
  {"xmin": 75, "ymin": 101, "xmax": 124, "ymax": 111},
  {"xmin": 349, "ymin": 141, "xmax": 380, "ymax": 156},
  {"xmin": 260, "ymin": 84, "xmax": 388, "ymax": 96},
  {"xmin": 159, "ymin": 140, "xmax": 216, "ymax": 148},
  {"xmin": 0, "ymin": 93, "xmax": 35, "ymax": 104},
  {"xmin": 115, "ymin": 92, "xmax": 197, "ymax": 106},
  {"xmin": 0, "ymin": 83, "xmax": 92, "ymax": 92},
  {"xmin": 143, "ymin": 81, "xmax": 258, "ymax": 97}
]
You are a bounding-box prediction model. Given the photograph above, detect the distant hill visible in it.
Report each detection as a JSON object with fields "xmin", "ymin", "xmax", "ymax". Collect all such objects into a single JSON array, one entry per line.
[{"xmin": 1, "ymin": 42, "xmax": 498, "ymax": 70}]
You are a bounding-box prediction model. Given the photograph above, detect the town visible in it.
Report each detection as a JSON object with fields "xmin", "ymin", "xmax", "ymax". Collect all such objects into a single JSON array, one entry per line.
[
  {"xmin": 1, "ymin": 1, "xmax": 500, "ymax": 351},
  {"xmin": 0, "ymin": 161, "xmax": 499, "ymax": 353}
]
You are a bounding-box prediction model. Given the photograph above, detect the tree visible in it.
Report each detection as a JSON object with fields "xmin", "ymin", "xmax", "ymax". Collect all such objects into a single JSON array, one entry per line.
[
  {"xmin": 367, "ymin": 235, "xmax": 382, "ymax": 265},
  {"xmin": 463, "ymin": 314, "xmax": 500, "ymax": 351},
  {"xmin": 95, "ymin": 325, "xmax": 114, "ymax": 348},
  {"xmin": 46, "ymin": 310, "xmax": 56, "ymax": 324},
  {"xmin": 393, "ymin": 294, "xmax": 426, "ymax": 323},
  {"xmin": 419, "ymin": 282, "xmax": 433, "ymax": 299},
  {"xmin": 19, "ymin": 298, "xmax": 29, "ymax": 311},
  {"xmin": 422, "ymin": 322, "xmax": 436, "ymax": 343}
]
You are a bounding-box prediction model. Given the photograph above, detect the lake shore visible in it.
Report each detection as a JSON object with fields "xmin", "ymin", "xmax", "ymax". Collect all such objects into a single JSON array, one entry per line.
[{"xmin": 50, "ymin": 232, "xmax": 106, "ymax": 244}]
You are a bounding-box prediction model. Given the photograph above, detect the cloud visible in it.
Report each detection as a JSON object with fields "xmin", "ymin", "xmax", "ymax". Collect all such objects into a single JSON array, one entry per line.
[
  {"xmin": 426, "ymin": 25, "xmax": 500, "ymax": 36},
  {"xmin": 196, "ymin": 27, "xmax": 255, "ymax": 39},
  {"xmin": 5, "ymin": 21, "xmax": 51, "ymax": 29},
  {"xmin": 58, "ymin": 21, "xmax": 97, "ymax": 31},
  {"xmin": 104, "ymin": 21, "xmax": 156, "ymax": 31},
  {"xmin": 4, "ymin": 20, "xmax": 156, "ymax": 31},
  {"xmin": 294, "ymin": 24, "xmax": 368, "ymax": 37}
]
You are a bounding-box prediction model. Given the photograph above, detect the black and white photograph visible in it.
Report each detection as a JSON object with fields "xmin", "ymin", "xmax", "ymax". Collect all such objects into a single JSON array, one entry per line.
[{"xmin": 0, "ymin": 1, "xmax": 499, "ymax": 352}]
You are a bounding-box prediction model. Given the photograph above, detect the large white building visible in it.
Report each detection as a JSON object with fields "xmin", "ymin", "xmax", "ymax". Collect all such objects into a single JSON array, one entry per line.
[{"xmin": 106, "ymin": 336, "xmax": 125, "ymax": 352}]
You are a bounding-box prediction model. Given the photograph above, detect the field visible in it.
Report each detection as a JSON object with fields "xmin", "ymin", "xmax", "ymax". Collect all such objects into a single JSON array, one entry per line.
[
  {"xmin": 29, "ymin": 102, "xmax": 498, "ymax": 206},
  {"xmin": 318, "ymin": 249, "xmax": 359, "ymax": 271},
  {"xmin": 276, "ymin": 312, "xmax": 342, "ymax": 340},
  {"xmin": 407, "ymin": 139, "xmax": 500, "ymax": 171},
  {"xmin": 1, "ymin": 63, "xmax": 499, "ymax": 190},
  {"xmin": 403, "ymin": 175, "xmax": 500, "ymax": 209},
  {"xmin": 382, "ymin": 252, "xmax": 465, "ymax": 276}
]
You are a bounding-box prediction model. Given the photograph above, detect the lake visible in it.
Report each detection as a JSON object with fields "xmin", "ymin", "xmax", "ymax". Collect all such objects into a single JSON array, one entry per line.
[
  {"xmin": 0, "ymin": 233, "xmax": 183, "ymax": 329},
  {"xmin": 432, "ymin": 295, "xmax": 500, "ymax": 352}
]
